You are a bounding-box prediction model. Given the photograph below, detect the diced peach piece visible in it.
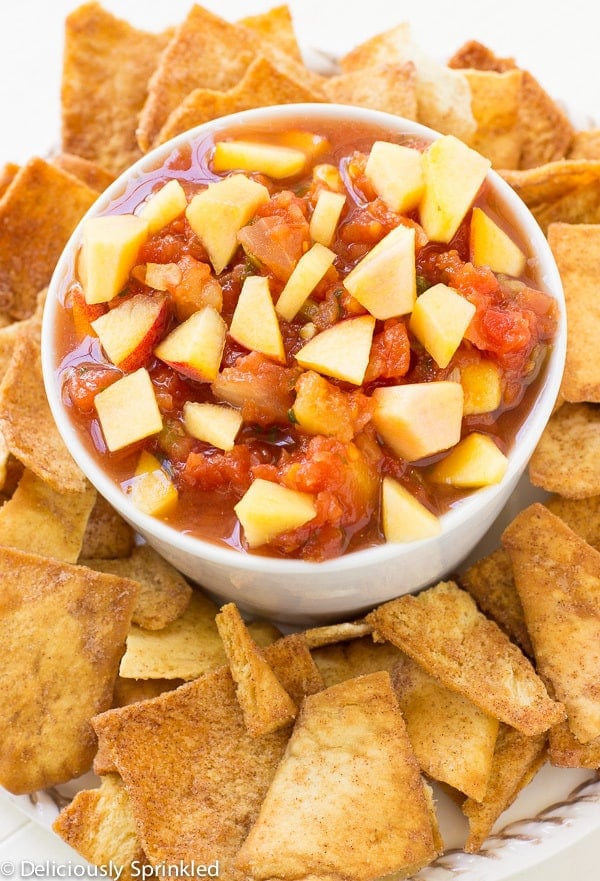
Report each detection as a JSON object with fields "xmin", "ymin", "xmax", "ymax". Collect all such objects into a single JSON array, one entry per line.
[
  {"xmin": 138, "ymin": 179, "xmax": 187, "ymax": 234},
  {"xmin": 154, "ymin": 305, "xmax": 227, "ymax": 382},
  {"xmin": 94, "ymin": 368, "xmax": 162, "ymax": 453},
  {"xmin": 183, "ymin": 401, "xmax": 243, "ymax": 452},
  {"xmin": 409, "ymin": 282, "xmax": 476, "ymax": 368},
  {"xmin": 185, "ymin": 174, "xmax": 269, "ymax": 274},
  {"xmin": 234, "ymin": 478, "xmax": 316, "ymax": 548},
  {"xmin": 295, "ymin": 315, "xmax": 376, "ymax": 386},
  {"xmin": 91, "ymin": 293, "xmax": 169, "ymax": 371},
  {"xmin": 275, "ymin": 242, "xmax": 336, "ymax": 322},
  {"xmin": 229, "ymin": 275, "xmax": 284, "ymax": 363},
  {"xmin": 129, "ymin": 450, "xmax": 178, "ymax": 517},
  {"xmin": 213, "ymin": 140, "xmax": 306, "ymax": 179},
  {"xmin": 365, "ymin": 141, "xmax": 425, "ymax": 213},
  {"xmin": 309, "ymin": 190, "xmax": 346, "ymax": 247},
  {"xmin": 381, "ymin": 477, "xmax": 441, "ymax": 542},
  {"xmin": 70, "ymin": 285, "xmax": 107, "ymax": 337},
  {"xmin": 80, "ymin": 214, "xmax": 150, "ymax": 305},
  {"xmin": 470, "ymin": 207, "xmax": 527, "ymax": 277},
  {"xmin": 144, "ymin": 262, "xmax": 182, "ymax": 291},
  {"xmin": 419, "ymin": 135, "xmax": 491, "ymax": 243},
  {"xmin": 343, "ymin": 225, "xmax": 416, "ymax": 320},
  {"xmin": 372, "ymin": 382, "xmax": 464, "ymax": 462},
  {"xmin": 292, "ymin": 370, "xmax": 356, "ymax": 442},
  {"xmin": 275, "ymin": 130, "xmax": 331, "ymax": 161},
  {"xmin": 430, "ymin": 432, "xmax": 508, "ymax": 487},
  {"xmin": 461, "ymin": 360, "xmax": 502, "ymax": 415}
]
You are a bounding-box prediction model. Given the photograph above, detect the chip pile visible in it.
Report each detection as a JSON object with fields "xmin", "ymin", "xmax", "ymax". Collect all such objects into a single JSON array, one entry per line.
[{"xmin": 1, "ymin": 3, "xmax": 600, "ymax": 879}]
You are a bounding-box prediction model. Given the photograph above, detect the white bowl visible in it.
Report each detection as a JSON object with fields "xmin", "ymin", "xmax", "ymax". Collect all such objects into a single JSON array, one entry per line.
[{"xmin": 41, "ymin": 104, "xmax": 566, "ymax": 625}]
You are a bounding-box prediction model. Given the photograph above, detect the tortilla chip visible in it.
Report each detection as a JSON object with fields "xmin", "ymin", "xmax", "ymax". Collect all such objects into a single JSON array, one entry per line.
[
  {"xmin": 52, "ymin": 152, "xmax": 115, "ymax": 193},
  {"xmin": 238, "ymin": 4, "xmax": 302, "ymax": 62},
  {"xmin": 237, "ymin": 671, "xmax": 440, "ymax": 879},
  {"xmin": 157, "ymin": 53, "xmax": 324, "ymax": 146},
  {"xmin": 392, "ymin": 654, "xmax": 499, "ymax": 801},
  {"xmin": 61, "ymin": 3, "xmax": 172, "ymax": 175},
  {"xmin": 503, "ymin": 503, "xmax": 600, "ymax": 744},
  {"xmin": 302, "ymin": 619, "xmax": 372, "ymax": 649},
  {"xmin": 53, "ymin": 774, "xmax": 146, "ymax": 879},
  {"xmin": 568, "ymin": 129, "xmax": 600, "ymax": 160},
  {"xmin": 0, "ymin": 162, "xmax": 19, "ymax": 199},
  {"xmin": 549, "ymin": 720, "xmax": 600, "ymax": 768},
  {"xmin": 462, "ymin": 725, "xmax": 547, "ymax": 853},
  {"xmin": 0, "ymin": 546, "xmax": 139, "ymax": 794},
  {"xmin": 462, "ymin": 68, "xmax": 523, "ymax": 168},
  {"xmin": 83, "ymin": 544, "xmax": 192, "ymax": 631},
  {"xmin": 323, "ymin": 62, "xmax": 418, "ymax": 119},
  {"xmin": 0, "ymin": 158, "xmax": 97, "ymax": 320},
  {"xmin": 545, "ymin": 493, "xmax": 600, "ymax": 550},
  {"xmin": 0, "ymin": 320, "xmax": 87, "ymax": 493},
  {"xmin": 547, "ymin": 223, "xmax": 600, "ymax": 401},
  {"xmin": 459, "ymin": 547, "xmax": 532, "ymax": 655},
  {"xmin": 79, "ymin": 495, "xmax": 135, "ymax": 560},
  {"xmin": 500, "ymin": 160, "xmax": 600, "ymax": 230},
  {"xmin": 529, "ymin": 402, "xmax": 600, "ymax": 498},
  {"xmin": 311, "ymin": 634, "xmax": 403, "ymax": 688},
  {"xmin": 216, "ymin": 603, "xmax": 297, "ymax": 736},
  {"xmin": 0, "ymin": 468, "xmax": 96, "ymax": 562},
  {"xmin": 367, "ymin": 581, "xmax": 564, "ymax": 735},
  {"xmin": 340, "ymin": 22, "xmax": 476, "ymax": 144},
  {"xmin": 260, "ymin": 633, "xmax": 323, "ymax": 704},
  {"xmin": 448, "ymin": 40, "xmax": 515, "ymax": 73}
]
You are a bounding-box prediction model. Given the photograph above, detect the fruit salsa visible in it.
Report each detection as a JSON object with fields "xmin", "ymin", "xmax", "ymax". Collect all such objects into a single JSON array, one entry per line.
[{"xmin": 53, "ymin": 117, "xmax": 558, "ymax": 561}]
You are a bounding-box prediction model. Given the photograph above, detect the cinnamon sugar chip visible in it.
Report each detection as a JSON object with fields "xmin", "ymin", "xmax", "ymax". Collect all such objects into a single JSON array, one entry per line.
[
  {"xmin": 238, "ymin": 4, "xmax": 302, "ymax": 61},
  {"xmin": 52, "ymin": 153, "xmax": 115, "ymax": 193},
  {"xmin": 501, "ymin": 161, "xmax": 600, "ymax": 232},
  {"xmin": 323, "ymin": 62, "xmax": 418, "ymax": 119},
  {"xmin": 79, "ymin": 495, "xmax": 135, "ymax": 560},
  {"xmin": 529, "ymin": 402, "xmax": 600, "ymax": 498}
]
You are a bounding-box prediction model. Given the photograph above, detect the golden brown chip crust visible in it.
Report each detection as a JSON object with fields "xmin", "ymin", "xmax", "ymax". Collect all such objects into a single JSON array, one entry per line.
[
  {"xmin": 302, "ymin": 619, "xmax": 373, "ymax": 649},
  {"xmin": 545, "ymin": 494, "xmax": 600, "ymax": 551},
  {"xmin": 52, "ymin": 152, "xmax": 115, "ymax": 192},
  {"xmin": 568, "ymin": 129, "xmax": 600, "ymax": 161},
  {"xmin": 311, "ymin": 634, "xmax": 403, "ymax": 689},
  {"xmin": 549, "ymin": 720, "xmax": 600, "ymax": 768},
  {"xmin": 0, "ymin": 547, "xmax": 139, "ymax": 793},
  {"xmin": 0, "ymin": 162, "xmax": 19, "ymax": 199},
  {"xmin": 500, "ymin": 161, "xmax": 600, "ymax": 232},
  {"xmin": 323, "ymin": 62, "xmax": 418, "ymax": 119},
  {"xmin": 79, "ymin": 494, "xmax": 135, "ymax": 560},
  {"xmin": 366, "ymin": 581, "xmax": 564, "ymax": 735},
  {"xmin": 529, "ymin": 402, "xmax": 600, "ymax": 497},
  {"xmin": 462, "ymin": 68, "xmax": 523, "ymax": 168},
  {"xmin": 237, "ymin": 4, "xmax": 302, "ymax": 62}
]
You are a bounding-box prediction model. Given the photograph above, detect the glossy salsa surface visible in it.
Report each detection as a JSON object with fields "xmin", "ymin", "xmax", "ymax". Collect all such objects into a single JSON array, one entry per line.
[{"xmin": 54, "ymin": 118, "xmax": 558, "ymax": 561}]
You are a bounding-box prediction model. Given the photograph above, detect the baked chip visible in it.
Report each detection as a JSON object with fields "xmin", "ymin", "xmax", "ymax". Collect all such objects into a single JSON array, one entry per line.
[
  {"xmin": 545, "ymin": 493, "xmax": 600, "ymax": 550},
  {"xmin": 79, "ymin": 494, "xmax": 135, "ymax": 560},
  {"xmin": 323, "ymin": 62, "xmax": 418, "ymax": 119},
  {"xmin": 216, "ymin": 603, "xmax": 297, "ymax": 736},
  {"xmin": 448, "ymin": 40, "xmax": 515, "ymax": 73},
  {"xmin": 568, "ymin": 129, "xmax": 600, "ymax": 160},
  {"xmin": 0, "ymin": 162, "xmax": 19, "ymax": 199},
  {"xmin": 237, "ymin": 671, "xmax": 441, "ymax": 880},
  {"xmin": 462, "ymin": 725, "xmax": 547, "ymax": 853},
  {"xmin": 0, "ymin": 546, "xmax": 139, "ymax": 793},
  {"xmin": 529, "ymin": 402, "xmax": 600, "ymax": 498},
  {"xmin": 83, "ymin": 544, "xmax": 192, "ymax": 631},
  {"xmin": 302, "ymin": 619, "xmax": 372, "ymax": 649},
  {"xmin": 238, "ymin": 4, "xmax": 302, "ymax": 62},
  {"xmin": 548, "ymin": 223, "xmax": 600, "ymax": 402},
  {"xmin": 366, "ymin": 581, "xmax": 564, "ymax": 735},
  {"xmin": 0, "ymin": 319, "xmax": 87, "ymax": 493},
  {"xmin": 260, "ymin": 633, "xmax": 323, "ymax": 704},
  {"xmin": 0, "ymin": 158, "xmax": 97, "ymax": 320},
  {"xmin": 503, "ymin": 503, "xmax": 600, "ymax": 744},
  {"xmin": 157, "ymin": 54, "xmax": 324, "ymax": 146},
  {"xmin": 311, "ymin": 634, "xmax": 403, "ymax": 688},
  {"xmin": 392, "ymin": 654, "xmax": 499, "ymax": 801},
  {"xmin": 52, "ymin": 152, "xmax": 115, "ymax": 192},
  {"xmin": 53, "ymin": 774, "xmax": 145, "ymax": 880},
  {"xmin": 61, "ymin": 3, "xmax": 173, "ymax": 175},
  {"xmin": 462, "ymin": 68, "xmax": 523, "ymax": 168}
]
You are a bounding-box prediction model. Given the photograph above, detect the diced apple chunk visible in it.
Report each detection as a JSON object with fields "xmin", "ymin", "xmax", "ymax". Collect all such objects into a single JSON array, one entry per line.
[
  {"xmin": 409, "ymin": 282, "xmax": 476, "ymax": 369},
  {"xmin": 234, "ymin": 478, "xmax": 316, "ymax": 548},
  {"xmin": 185, "ymin": 174, "xmax": 269, "ymax": 274},
  {"xmin": 229, "ymin": 275, "xmax": 284, "ymax": 363},
  {"xmin": 419, "ymin": 135, "xmax": 491, "ymax": 243},
  {"xmin": 372, "ymin": 381, "xmax": 464, "ymax": 462},
  {"xmin": 129, "ymin": 450, "xmax": 178, "ymax": 517},
  {"xmin": 470, "ymin": 207, "xmax": 527, "ymax": 277},
  {"xmin": 343, "ymin": 225, "xmax": 416, "ymax": 320},
  {"xmin": 309, "ymin": 190, "xmax": 346, "ymax": 247},
  {"xmin": 365, "ymin": 141, "xmax": 424, "ymax": 214},
  {"xmin": 430, "ymin": 432, "xmax": 508, "ymax": 487},
  {"xmin": 138, "ymin": 179, "xmax": 187, "ymax": 234},
  {"xmin": 154, "ymin": 305, "xmax": 227, "ymax": 382},
  {"xmin": 295, "ymin": 315, "xmax": 376, "ymax": 386},
  {"xmin": 80, "ymin": 214, "xmax": 150, "ymax": 305},
  {"xmin": 183, "ymin": 401, "xmax": 243, "ymax": 451},
  {"xmin": 94, "ymin": 368, "xmax": 163, "ymax": 452},
  {"xmin": 381, "ymin": 477, "xmax": 441, "ymax": 542},
  {"xmin": 91, "ymin": 293, "xmax": 169, "ymax": 371},
  {"xmin": 213, "ymin": 140, "xmax": 306, "ymax": 179},
  {"xmin": 292, "ymin": 370, "xmax": 356, "ymax": 442},
  {"xmin": 275, "ymin": 242, "xmax": 336, "ymax": 322},
  {"xmin": 461, "ymin": 360, "xmax": 502, "ymax": 415}
]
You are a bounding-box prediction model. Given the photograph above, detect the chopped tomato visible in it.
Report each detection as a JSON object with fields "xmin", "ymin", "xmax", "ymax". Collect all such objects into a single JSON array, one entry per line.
[
  {"xmin": 171, "ymin": 255, "xmax": 223, "ymax": 320},
  {"xmin": 64, "ymin": 363, "xmax": 122, "ymax": 413},
  {"xmin": 237, "ymin": 191, "xmax": 310, "ymax": 282},
  {"xmin": 212, "ymin": 351, "xmax": 300, "ymax": 426},
  {"xmin": 365, "ymin": 319, "xmax": 411, "ymax": 383},
  {"xmin": 182, "ymin": 444, "xmax": 252, "ymax": 495}
]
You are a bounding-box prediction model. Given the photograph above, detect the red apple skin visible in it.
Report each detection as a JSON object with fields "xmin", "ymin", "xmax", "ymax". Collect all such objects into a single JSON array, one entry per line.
[
  {"xmin": 71, "ymin": 285, "xmax": 107, "ymax": 336},
  {"xmin": 93, "ymin": 293, "xmax": 172, "ymax": 373},
  {"xmin": 118, "ymin": 295, "xmax": 171, "ymax": 372}
]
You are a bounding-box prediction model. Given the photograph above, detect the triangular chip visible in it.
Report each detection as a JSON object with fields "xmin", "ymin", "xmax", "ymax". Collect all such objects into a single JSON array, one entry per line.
[
  {"xmin": 549, "ymin": 720, "xmax": 600, "ymax": 769},
  {"xmin": 52, "ymin": 152, "xmax": 115, "ymax": 193},
  {"xmin": 0, "ymin": 319, "xmax": 88, "ymax": 493},
  {"xmin": 258, "ymin": 633, "xmax": 323, "ymax": 704},
  {"xmin": 568, "ymin": 129, "xmax": 600, "ymax": 161},
  {"xmin": 238, "ymin": 4, "xmax": 302, "ymax": 61},
  {"xmin": 545, "ymin": 493, "xmax": 600, "ymax": 550},
  {"xmin": 79, "ymin": 494, "xmax": 135, "ymax": 560},
  {"xmin": 0, "ymin": 546, "xmax": 139, "ymax": 793},
  {"xmin": 529, "ymin": 402, "xmax": 600, "ymax": 498},
  {"xmin": 83, "ymin": 544, "xmax": 192, "ymax": 631},
  {"xmin": 311, "ymin": 634, "xmax": 403, "ymax": 688},
  {"xmin": 462, "ymin": 68, "xmax": 523, "ymax": 168},
  {"xmin": 61, "ymin": 2, "xmax": 173, "ymax": 175},
  {"xmin": 302, "ymin": 619, "xmax": 373, "ymax": 649},
  {"xmin": 237, "ymin": 671, "xmax": 441, "ymax": 880},
  {"xmin": 0, "ymin": 158, "xmax": 97, "ymax": 320},
  {"xmin": 53, "ymin": 774, "xmax": 146, "ymax": 879},
  {"xmin": 503, "ymin": 503, "xmax": 600, "ymax": 744},
  {"xmin": 366, "ymin": 581, "xmax": 564, "ymax": 735},
  {"xmin": 501, "ymin": 161, "xmax": 600, "ymax": 231},
  {"xmin": 323, "ymin": 62, "xmax": 418, "ymax": 119},
  {"xmin": 0, "ymin": 162, "xmax": 19, "ymax": 199}
]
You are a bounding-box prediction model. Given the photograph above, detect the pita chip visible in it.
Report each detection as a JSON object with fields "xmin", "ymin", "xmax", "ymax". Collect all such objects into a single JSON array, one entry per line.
[
  {"xmin": 568, "ymin": 129, "xmax": 600, "ymax": 161},
  {"xmin": 79, "ymin": 494, "xmax": 135, "ymax": 560},
  {"xmin": 529, "ymin": 402, "xmax": 600, "ymax": 498},
  {"xmin": 238, "ymin": 4, "xmax": 302, "ymax": 62},
  {"xmin": 545, "ymin": 493, "xmax": 600, "ymax": 551},
  {"xmin": 462, "ymin": 68, "xmax": 523, "ymax": 168},
  {"xmin": 549, "ymin": 720, "xmax": 600, "ymax": 769},
  {"xmin": 311, "ymin": 634, "xmax": 403, "ymax": 689},
  {"xmin": 0, "ymin": 162, "xmax": 19, "ymax": 199},
  {"xmin": 323, "ymin": 62, "xmax": 418, "ymax": 119},
  {"xmin": 52, "ymin": 152, "xmax": 115, "ymax": 193},
  {"xmin": 302, "ymin": 619, "xmax": 372, "ymax": 649}
]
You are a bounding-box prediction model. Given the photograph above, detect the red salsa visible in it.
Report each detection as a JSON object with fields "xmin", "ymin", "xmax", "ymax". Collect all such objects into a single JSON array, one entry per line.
[{"xmin": 54, "ymin": 118, "xmax": 558, "ymax": 561}]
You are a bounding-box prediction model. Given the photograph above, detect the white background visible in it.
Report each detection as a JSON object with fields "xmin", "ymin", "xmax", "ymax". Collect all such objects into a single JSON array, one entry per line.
[{"xmin": 0, "ymin": 2, "xmax": 598, "ymax": 879}]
